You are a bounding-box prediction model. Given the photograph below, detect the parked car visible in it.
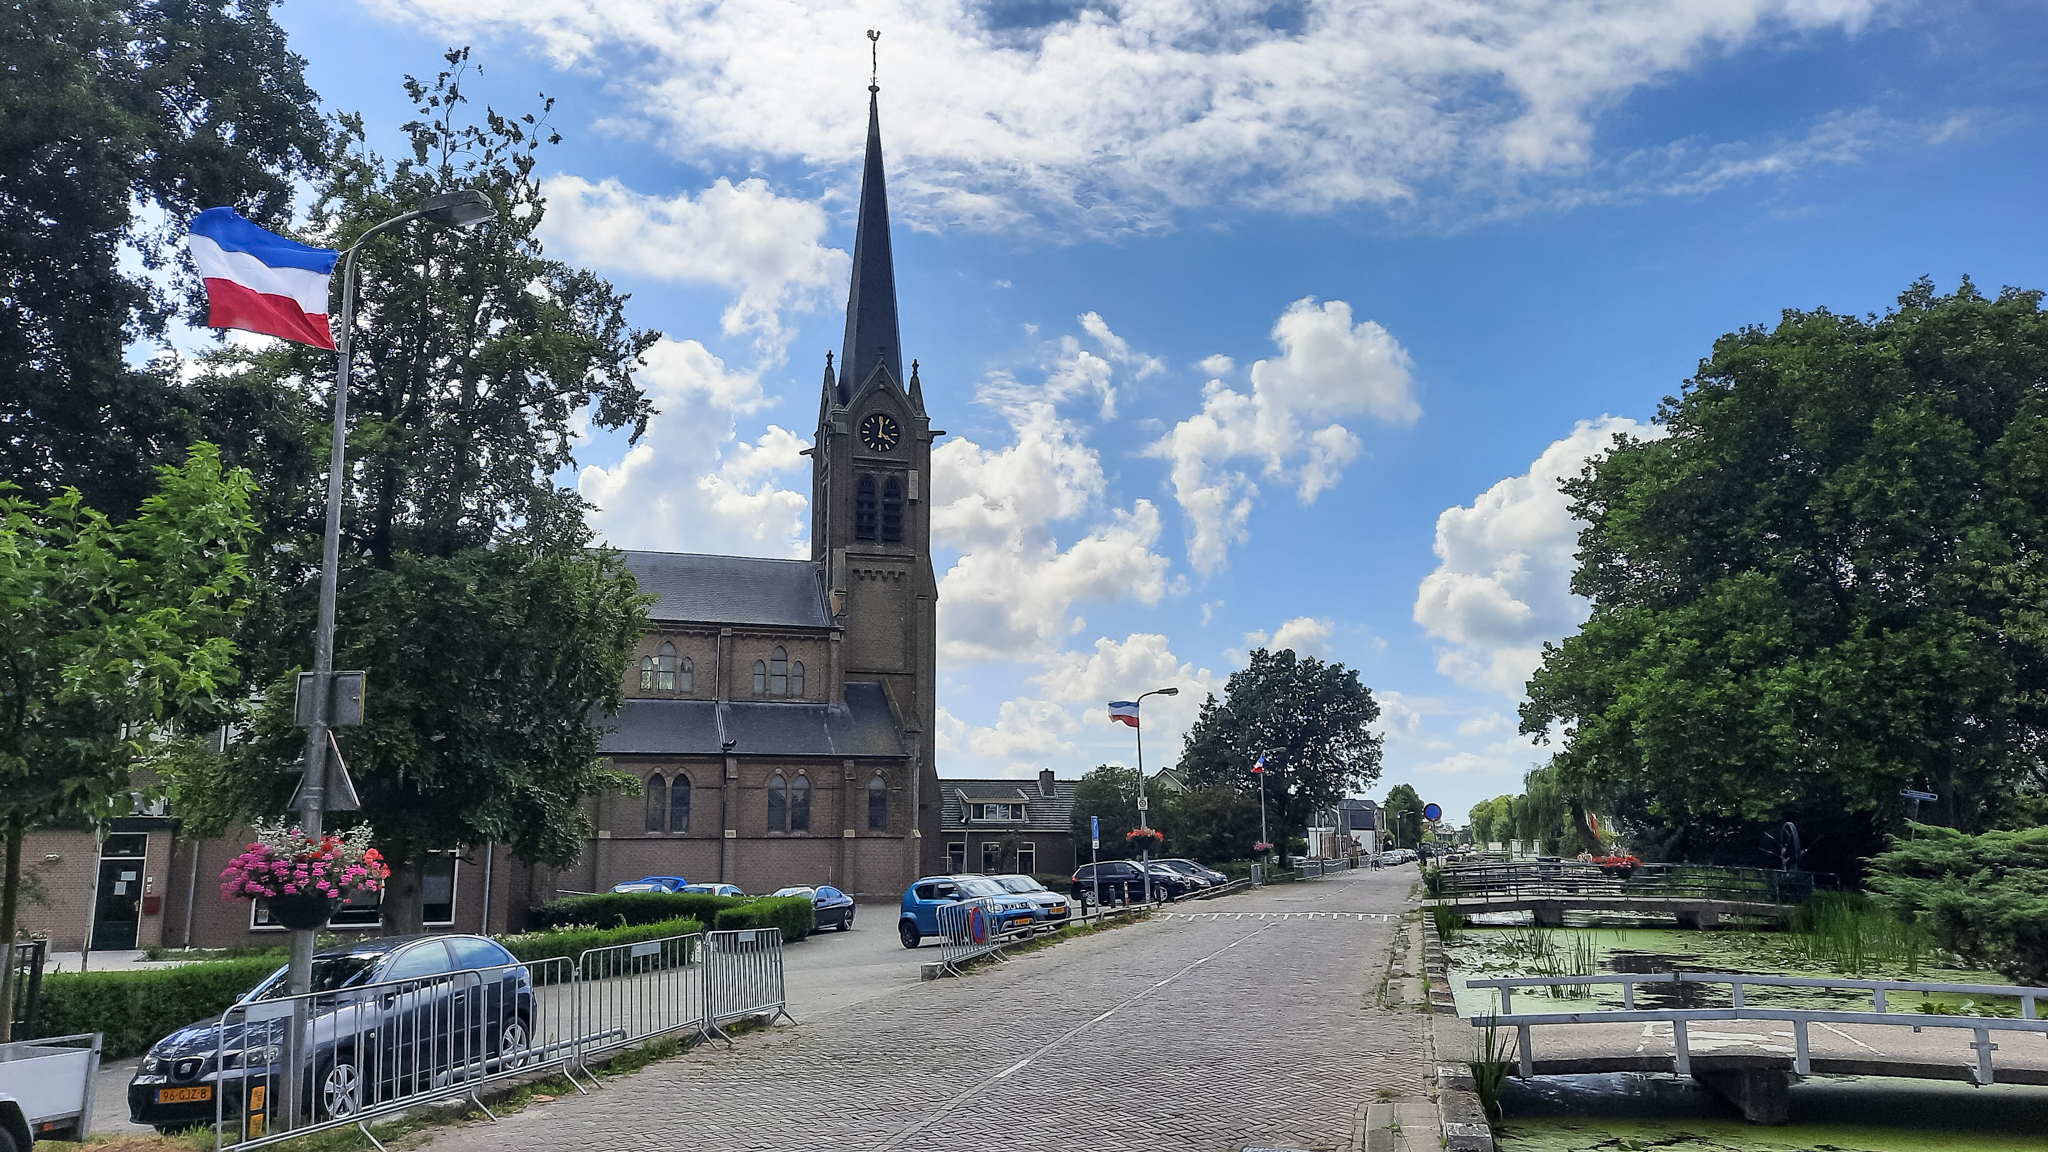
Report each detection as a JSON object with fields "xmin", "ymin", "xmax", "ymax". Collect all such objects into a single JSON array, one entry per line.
[
  {"xmin": 990, "ymin": 875, "xmax": 1070, "ymax": 923},
  {"xmin": 773, "ymin": 885, "xmax": 855, "ymax": 931},
  {"xmin": 610, "ymin": 875, "xmax": 688, "ymax": 893},
  {"xmin": 1141, "ymin": 862, "xmax": 1201, "ymax": 899},
  {"xmin": 897, "ymin": 875, "xmax": 1035, "ymax": 948},
  {"xmin": 1156, "ymin": 858, "xmax": 1227, "ymax": 886},
  {"xmin": 128, "ymin": 934, "xmax": 532, "ymax": 1133},
  {"xmin": 1070, "ymin": 860, "xmax": 1160, "ymax": 904},
  {"xmin": 682, "ymin": 883, "xmax": 745, "ymax": 898}
]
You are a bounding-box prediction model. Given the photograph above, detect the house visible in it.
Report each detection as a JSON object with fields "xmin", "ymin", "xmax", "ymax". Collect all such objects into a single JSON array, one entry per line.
[{"xmin": 938, "ymin": 770, "xmax": 1079, "ymax": 879}]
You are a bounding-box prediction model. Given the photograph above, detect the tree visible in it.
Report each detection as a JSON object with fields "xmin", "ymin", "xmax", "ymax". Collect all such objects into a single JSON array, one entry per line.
[
  {"xmin": 1177, "ymin": 648, "xmax": 1384, "ymax": 861},
  {"xmin": 1468, "ymin": 796, "xmax": 1515, "ymax": 846},
  {"xmin": 194, "ymin": 54, "xmax": 657, "ymax": 932},
  {"xmin": 1867, "ymin": 825, "xmax": 2048, "ymax": 983},
  {"xmin": 1523, "ymin": 280, "xmax": 2048, "ymax": 851},
  {"xmin": 1384, "ymin": 784, "xmax": 1423, "ymax": 848},
  {"xmin": 0, "ymin": 445, "xmax": 255, "ymax": 1040},
  {"xmin": 0, "ymin": 0, "xmax": 326, "ymax": 517},
  {"xmin": 1156, "ymin": 786, "xmax": 1264, "ymax": 863},
  {"xmin": 1071, "ymin": 765, "xmax": 1143, "ymax": 856}
]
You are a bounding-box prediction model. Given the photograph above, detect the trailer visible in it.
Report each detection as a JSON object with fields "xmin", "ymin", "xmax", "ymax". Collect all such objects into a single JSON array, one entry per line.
[{"xmin": 0, "ymin": 1033, "xmax": 101, "ymax": 1143}]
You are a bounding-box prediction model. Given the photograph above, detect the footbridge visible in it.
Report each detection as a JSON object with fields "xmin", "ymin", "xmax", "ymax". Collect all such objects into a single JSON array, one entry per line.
[{"xmin": 1433, "ymin": 861, "xmax": 1816, "ymax": 927}]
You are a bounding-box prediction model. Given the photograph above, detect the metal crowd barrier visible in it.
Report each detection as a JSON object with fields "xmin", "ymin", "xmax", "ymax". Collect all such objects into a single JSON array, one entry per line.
[
  {"xmin": 935, "ymin": 897, "xmax": 1042, "ymax": 973},
  {"xmin": 205, "ymin": 928, "xmax": 789, "ymax": 1151}
]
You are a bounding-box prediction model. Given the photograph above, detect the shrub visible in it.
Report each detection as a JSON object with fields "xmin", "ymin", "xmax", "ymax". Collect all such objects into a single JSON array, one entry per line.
[
  {"xmin": 711, "ymin": 896, "xmax": 815, "ymax": 942},
  {"xmin": 527, "ymin": 891, "xmax": 745, "ymax": 930},
  {"xmin": 497, "ymin": 917, "xmax": 704, "ymax": 978},
  {"xmin": 32, "ymin": 958, "xmax": 282, "ymax": 1059},
  {"xmin": 1867, "ymin": 825, "xmax": 2048, "ymax": 983}
]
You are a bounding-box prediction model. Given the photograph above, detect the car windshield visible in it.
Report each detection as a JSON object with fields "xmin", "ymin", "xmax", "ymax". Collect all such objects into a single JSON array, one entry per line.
[
  {"xmin": 614, "ymin": 882, "xmax": 664, "ymax": 892},
  {"xmin": 772, "ymin": 887, "xmax": 815, "ymax": 899},
  {"xmin": 247, "ymin": 954, "xmax": 379, "ymax": 1001},
  {"xmin": 995, "ymin": 876, "xmax": 1046, "ymax": 894},
  {"xmin": 955, "ymin": 876, "xmax": 1007, "ymax": 897},
  {"xmin": 683, "ymin": 884, "xmax": 718, "ymax": 894}
]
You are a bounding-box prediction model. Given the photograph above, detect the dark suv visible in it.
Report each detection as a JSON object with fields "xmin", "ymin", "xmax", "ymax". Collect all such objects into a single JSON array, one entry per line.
[{"xmin": 1072, "ymin": 860, "xmax": 1177, "ymax": 903}]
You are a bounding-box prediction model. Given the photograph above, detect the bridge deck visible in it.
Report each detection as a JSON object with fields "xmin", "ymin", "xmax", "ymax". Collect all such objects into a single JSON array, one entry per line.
[
  {"xmin": 1519, "ymin": 1052, "xmax": 2048, "ymax": 1085},
  {"xmin": 1439, "ymin": 893, "xmax": 1792, "ymax": 921}
]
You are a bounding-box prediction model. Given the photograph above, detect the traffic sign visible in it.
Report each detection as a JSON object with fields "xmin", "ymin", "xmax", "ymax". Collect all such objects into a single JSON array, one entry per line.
[
  {"xmin": 1423, "ymin": 802, "xmax": 1443, "ymax": 822},
  {"xmin": 1137, "ymin": 796, "xmax": 1148, "ymax": 811},
  {"xmin": 1901, "ymin": 789, "xmax": 1938, "ymax": 802}
]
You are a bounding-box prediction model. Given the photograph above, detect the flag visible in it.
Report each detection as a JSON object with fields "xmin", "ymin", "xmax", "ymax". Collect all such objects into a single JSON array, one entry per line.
[
  {"xmin": 1107, "ymin": 701, "xmax": 1140, "ymax": 728},
  {"xmin": 187, "ymin": 208, "xmax": 340, "ymax": 349},
  {"xmin": 1252, "ymin": 756, "xmax": 1266, "ymax": 774}
]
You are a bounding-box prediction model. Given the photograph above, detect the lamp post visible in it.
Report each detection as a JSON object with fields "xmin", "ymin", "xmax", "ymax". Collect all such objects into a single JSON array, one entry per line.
[
  {"xmin": 1130, "ymin": 686, "xmax": 1177, "ymax": 904},
  {"xmin": 1253, "ymin": 755, "xmax": 1268, "ymax": 862},
  {"xmin": 282, "ymin": 189, "xmax": 494, "ymax": 1129}
]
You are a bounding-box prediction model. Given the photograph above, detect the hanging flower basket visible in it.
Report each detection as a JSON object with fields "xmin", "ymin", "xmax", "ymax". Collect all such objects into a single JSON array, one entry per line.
[
  {"xmin": 1592, "ymin": 854, "xmax": 1641, "ymax": 879},
  {"xmin": 1125, "ymin": 826, "xmax": 1164, "ymax": 848},
  {"xmin": 221, "ymin": 819, "xmax": 389, "ymax": 929},
  {"xmin": 1253, "ymin": 841, "xmax": 1274, "ymax": 853}
]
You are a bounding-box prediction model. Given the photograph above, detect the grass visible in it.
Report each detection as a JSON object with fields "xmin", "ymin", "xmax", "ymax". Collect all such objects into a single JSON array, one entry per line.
[
  {"xmin": 1469, "ymin": 1016, "xmax": 1512, "ymax": 1124},
  {"xmin": 1431, "ymin": 902, "xmax": 1466, "ymax": 944},
  {"xmin": 1788, "ymin": 892, "xmax": 1939, "ymax": 976}
]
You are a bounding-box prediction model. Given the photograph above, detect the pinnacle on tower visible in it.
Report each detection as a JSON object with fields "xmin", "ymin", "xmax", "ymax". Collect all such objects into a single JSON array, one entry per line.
[{"xmin": 837, "ymin": 55, "xmax": 903, "ymax": 400}]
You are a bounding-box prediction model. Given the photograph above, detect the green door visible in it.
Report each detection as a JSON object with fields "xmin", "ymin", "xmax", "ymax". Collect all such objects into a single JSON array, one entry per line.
[{"xmin": 91, "ymin": 852, "xmax": 144, "ymax": 951}]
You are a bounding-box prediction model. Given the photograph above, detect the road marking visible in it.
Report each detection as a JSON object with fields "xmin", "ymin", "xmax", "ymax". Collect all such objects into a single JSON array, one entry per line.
[
  {"xmin": 1816, "ymin": 1021, "xmax": 1885, "ymax": 1055},
  {"xmin": 873, "ymin": 923, "xmax": 1273, "ymax": 1150}
]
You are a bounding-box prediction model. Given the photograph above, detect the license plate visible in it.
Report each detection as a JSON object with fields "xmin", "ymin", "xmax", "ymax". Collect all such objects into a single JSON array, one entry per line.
[{"xmin": 157, "ymin": 1086, "xmax": 213, "ymax": 1104}]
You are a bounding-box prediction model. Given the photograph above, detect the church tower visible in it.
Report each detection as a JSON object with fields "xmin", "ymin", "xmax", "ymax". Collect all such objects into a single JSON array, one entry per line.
[{"xmin": 813, "ymin": 69, "xmax": 943, "ymax": 873}]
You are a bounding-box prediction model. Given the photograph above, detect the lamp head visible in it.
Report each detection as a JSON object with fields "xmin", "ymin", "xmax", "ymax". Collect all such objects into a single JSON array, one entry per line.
[
  {"xmin": 1157, "ymin": 686, "xmax": 1180, "ymax": 696},
  {"xmin": 420, "ymin": 189, "xmax": 498, "ymax": 229}
]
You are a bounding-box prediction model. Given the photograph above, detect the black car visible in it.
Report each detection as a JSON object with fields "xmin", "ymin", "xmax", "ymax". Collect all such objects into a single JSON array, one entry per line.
[
  {"xmin": 773, "ymin": 885, "xmax": 855, "ymax": 931},
  {"xmin": 1157, "ymin": 858, "xmax": 1227, "ymax": 886},
  {"xmin": 1071, "ymin": 860, "xmax": 1184, "ymax": 903},
  {"xmin": 129, "ymin": 934, "xmax": 532, "ymax": 1133},
  {"xmin": 1141, "ymin": 862, "xmax": 1200, "ymax": 898}
]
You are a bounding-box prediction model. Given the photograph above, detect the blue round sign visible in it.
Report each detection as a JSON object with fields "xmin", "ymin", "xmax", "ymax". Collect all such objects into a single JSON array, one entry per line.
[{"xmin": 1423, "ymin": 802, "xmax": 1443, "ymax": 822}]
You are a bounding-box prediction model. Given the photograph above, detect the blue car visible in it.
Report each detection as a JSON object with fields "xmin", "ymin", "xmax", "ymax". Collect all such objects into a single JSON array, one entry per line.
[
  {"xmin": 611, "ymin": 875, "xmax": 688, "ymax": 893},
  {"xmin": 897, "ymin": 875, "xmax": 1036, "ymax": 949}
]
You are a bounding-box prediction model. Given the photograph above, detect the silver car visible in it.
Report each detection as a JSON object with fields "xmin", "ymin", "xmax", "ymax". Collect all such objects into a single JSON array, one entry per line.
[{"xmin": 990, "ymin": 874, "xmax": 1072, "ymax": 923}]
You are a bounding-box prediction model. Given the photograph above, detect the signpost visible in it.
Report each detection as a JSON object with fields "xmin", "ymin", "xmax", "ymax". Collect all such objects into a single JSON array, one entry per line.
[
  {"xmin": 1901, "ymin": 788, "xmax": 1938, "ymax": 838},
  {"xmin": 1089, "ymin": 816, "xmax": 1101, "ymax": 912}
]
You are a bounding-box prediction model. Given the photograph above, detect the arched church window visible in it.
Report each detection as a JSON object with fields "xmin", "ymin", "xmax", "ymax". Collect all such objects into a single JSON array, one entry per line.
[
  {"xmin": 638, "ymin": 655, "xmax": 654, "ymax": 690},
  {"xmin": 670, "ymin": 773, "xmax": 691, "ymax": 833},
  {"xmin": 855, "ymin": 475, "xmax": 878, "ymax": 541},
  {"xmin": 753, "ymin": 660, "xmax": 767, "ymax": 694},
  {"xmin": 678, "ymin": 657, "xmax": 693, "ymax": 691},
  {"xmin": 791, "ymin": 775, "xmax": 811, "ymax": 832},
  {"xmin": 767, "ymin": 773, "xmax": 788, "ymax": 832},
  {"xmin": 770, "ymin": 647, "xmax": 789, "ymax": 695},
  {"xmin": 656, "ymin": 642, "xmax": 677, "ymax": 691},
  {"xmin": 791, "ymin": 661, "xmax": 804, "ymax": 696},
  {"xmin": 882, "ymin": 477, "xmax": 904, "ymax": 542},
  {"xmin": 645, "ymin": 774, "xmax": 667, "ymax": 834},
  {"xmin": 868, "ymin": 775, "xmax": 888, "ymax": 830}
]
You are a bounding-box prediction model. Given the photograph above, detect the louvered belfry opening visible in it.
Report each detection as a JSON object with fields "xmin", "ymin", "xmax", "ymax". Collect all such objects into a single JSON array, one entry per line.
[
  {"xmin": 855, "ymin": 474, "xmax": 879, "ymax": 540},
  {"xmin": 881, "ymin": 476, "xmax": 904, "ymax": 542}
]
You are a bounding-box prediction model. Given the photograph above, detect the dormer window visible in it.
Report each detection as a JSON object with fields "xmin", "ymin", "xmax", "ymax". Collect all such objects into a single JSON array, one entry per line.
[{"xmin": 976, "ymin": 802, "xmax": 1024, "ymax": 821}]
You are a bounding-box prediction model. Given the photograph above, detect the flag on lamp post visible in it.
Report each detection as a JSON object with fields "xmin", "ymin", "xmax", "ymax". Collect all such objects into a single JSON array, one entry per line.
[
  {"xmin": 1252, "ymin": 756, "xmax": 1266, "ymax": 773},
  {"xmin": 186, "ymin": 208, "xmax": 340, "ymax": 349},
  {"xmin": 1107, "ymin": 701, "xmax": 1140, "ymax": 728}
]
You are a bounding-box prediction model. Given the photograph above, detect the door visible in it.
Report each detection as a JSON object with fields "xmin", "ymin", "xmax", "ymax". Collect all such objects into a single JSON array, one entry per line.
[{"xmin": 91, "ymin": 836, "xmax": 147, "ymax": 950}]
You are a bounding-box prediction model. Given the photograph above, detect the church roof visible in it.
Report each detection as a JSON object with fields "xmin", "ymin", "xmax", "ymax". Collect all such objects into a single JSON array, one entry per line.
[
  {"xmin": 836, "ymin": 86, "xmax": 903, "ymax": 402},
  {"xmin": 620, "ymin": 550, "xmax": 833, "ymax": 629},
  {"xmin": 596, "ymin": 682, "xmax": 907, "ymax": 758}
]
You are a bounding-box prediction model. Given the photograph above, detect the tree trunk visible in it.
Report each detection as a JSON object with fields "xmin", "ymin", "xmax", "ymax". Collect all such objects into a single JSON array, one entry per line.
[
  {"xmin": 383, "ymin": 855, "xmax": 424, "ymax": 936},
  {"xmin": 0, "ymin": 816, "xmax": 23, "ymax": 1043},
  {"xmin": 1569, "ymin": 799, "xmax": 1601, "ymax": 855}
]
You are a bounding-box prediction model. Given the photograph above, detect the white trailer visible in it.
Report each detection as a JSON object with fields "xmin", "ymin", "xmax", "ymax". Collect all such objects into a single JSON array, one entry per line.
[{"xmin": 0, "ymin": 1034, "xmax": 101, "ymax": 1143}]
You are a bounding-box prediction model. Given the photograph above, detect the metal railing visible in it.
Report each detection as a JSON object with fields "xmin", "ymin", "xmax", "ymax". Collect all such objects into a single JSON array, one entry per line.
[
  {"xmin": 1466, "ymin": 971, "xmax": 2048, "ymax": 1085},
  {"xmin": 194, "ymin": 928, "xmax": 790, "ymax": 1151},
  {"xmin": 935, "ymin": 898, "xmax": 1031, "ymax": 972},
  {"xmin": 1295, "ymin": 858, "xmax": 1360, "ymax": 879},
  {"xmin": 1434, "ymin": 861, "xmax": 1828, "ymax": 906}
]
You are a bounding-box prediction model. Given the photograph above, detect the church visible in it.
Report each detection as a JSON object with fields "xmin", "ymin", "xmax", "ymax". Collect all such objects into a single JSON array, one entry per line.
[{"xmin": 526, "ymin": 78, "xmax": 945, "ymax": 901}]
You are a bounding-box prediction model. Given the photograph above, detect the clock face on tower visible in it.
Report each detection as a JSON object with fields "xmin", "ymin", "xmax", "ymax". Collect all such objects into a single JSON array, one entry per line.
[{"xmin": 859, "ymin": 412, "xmax": 901, "ymax": 452}]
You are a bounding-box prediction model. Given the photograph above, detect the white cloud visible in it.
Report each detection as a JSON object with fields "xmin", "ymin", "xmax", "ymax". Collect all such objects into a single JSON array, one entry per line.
[
  {"xmin": 578, "ymin": 338, "xmax": 810, "ymax": 555},
  {"xmin": 1413, "ymin": 415, "xmax": 1664, "ymax": 695},
  {"xmin": 378, "ymin": 0, "xmax": 1884, "ymax": 232},
  {"xmin": 1081, "ymin": 311, "xmax": 1165, "ymax": 379},
  {"xmin": 1241, "ymin": 616, "xmax": 1335, "ymax": 661},
  {"xmin": 539, "ymin": 174, "xmax": 847, "ymax": 359},
  {"xmin": 1199, "ymin": 354, "xmax": 1235, "ymax": 377},
  {"xmin": 1151, "ymin": 297, "xmax": 1417, "ymax": 573}
]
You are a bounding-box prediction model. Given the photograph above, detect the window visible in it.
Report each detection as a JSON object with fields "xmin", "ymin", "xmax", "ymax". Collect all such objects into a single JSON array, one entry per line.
[
  {"xmin": 385, "ymin": 941, "xmax": 453, "ymax": 981},
  {"xmin": 767, "ymin": 773, "xmax": 788, "ymax": 832},
  {"xmin": 981, "ymin": 842, "xmax": 1002, "ymax": 873},
  {"xmin": 770, "ymin": 647, "xmax": 788, "ymax": 695},
  {"xmin": 645, "ymin": 774, "xmax": 668, "ymax": 833},
  {"xmin": 326, "ymin": 886, "xmax": 382, "ymax": 930},
  {"xmin": 790, "ymin": 774, "xmax": 811, "ymax": 832},
  {"xmin": 869, "ymin": 776, "xmax": 888, "ymax": 830},
  {"xmin": 678, "ymin": 657, "xmax": 693, "ymax": 691},
  {"xmin": 422, "ymin": 851, "xmax": 458, "ymax": 925},
  {"xmin": 670, "ymin": 773, "xmax": 690, "ymax": 833},
  {"xmin": 947, "ymin": 841, "xmax": 965, "ymax": 871},
  {"xmin": 791, "ymin": 661, "xmax": 804, "ymax": 696},
  {"xmin": 657, "ymin": 642, "xmax": 677, "ymax": 690},
  {"xmin": 753, "ymin": 660, "xmax": 767, "ymax": 693},
  {"xmin": 977, "ymin": 803, "xmax": 1019, "ymax": 821},
  {"xmin": 855, "ymin": 475, "xmax": 878, "ymax": 541},
  {"xmin": 639, "ymin": 655, "xmax": 654, "ymax": 690},
  {"xmin": 1018, "ymin": 843, "xmax": 1035, "ymax": 875},
  {"xmin": 882, "ymin": 477, "xmax": 904, "ymax": 542}
]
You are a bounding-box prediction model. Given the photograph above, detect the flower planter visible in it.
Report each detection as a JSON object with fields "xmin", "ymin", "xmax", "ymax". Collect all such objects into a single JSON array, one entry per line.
[{"xmin": 262, "ymin": 892, "xmax": 343, "ymax": 930}]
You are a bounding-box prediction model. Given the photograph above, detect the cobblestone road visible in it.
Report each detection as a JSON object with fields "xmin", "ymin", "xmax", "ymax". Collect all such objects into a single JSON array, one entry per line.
[{"xmin": 425, "ymin": 867, "xmax": 1426, "ymax": 1152}]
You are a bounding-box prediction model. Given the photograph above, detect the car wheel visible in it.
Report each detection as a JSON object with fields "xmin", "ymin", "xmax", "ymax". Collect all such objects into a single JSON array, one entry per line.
[
  {"xmin": 499, "ymin": 1015, "xmax": 532, "ymax": 1069},
  {"xmin": 898, "ymin": 920, "xmax": 921, "ymax": 949},
  {"xmin": 317, "ymin": 1053, "xmax": 365, "ymax": 1120},
  {"xmin": 836, "ymin": 911, "xmax": 852, "ymax": 931}
]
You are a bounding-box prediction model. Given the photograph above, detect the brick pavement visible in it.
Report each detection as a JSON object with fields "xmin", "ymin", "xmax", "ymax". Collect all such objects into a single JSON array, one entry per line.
[{"xmin": 423, "ymin": 867, "xmax": 1428, "ymax": 1152}]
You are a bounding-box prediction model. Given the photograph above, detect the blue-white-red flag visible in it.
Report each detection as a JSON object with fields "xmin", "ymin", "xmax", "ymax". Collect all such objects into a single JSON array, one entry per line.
[
  {"xmin": 186, "ymin": 208, "xmax": 339, "ymax": 349},
  {"xmin": 1253, "ymin": 756, "xmax": 1267, "ymax": 774},
  {"xmin": 1107, "ymin": 701, "xmax": 1140, "ymax": 728}
]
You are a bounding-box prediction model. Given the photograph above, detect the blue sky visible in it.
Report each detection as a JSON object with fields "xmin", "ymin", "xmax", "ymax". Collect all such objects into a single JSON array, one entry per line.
[{"xmin": 250, "ymin": 0, "xmax": 2044, "ymax": 823}]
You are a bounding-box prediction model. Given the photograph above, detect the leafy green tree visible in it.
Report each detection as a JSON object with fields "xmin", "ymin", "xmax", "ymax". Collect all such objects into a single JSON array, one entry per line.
[
  {"xmin": 196, "ymin": 54, "xmax": 657, "ymax": 932},
  {"xmin": 1523, "ymin": 280, "xmax": 2048, "ymax": 851},
  {"xmin": 0, "ymin": 445, "xmax": 255, "ymax": 1040},
  {"xmin": 1156, "ymin": 786, "xmax": 1263, "ymax": 863},
  {"xmin": 1071, "ymin": 765, "xmax": 1143, "ymax": 856},
  {"xmin": 0, "ymin": 0, "xmax": 325, "ymax": 517},
  {"xmin": 1867, "ymin": 825, "xmax": 2048, "ymax": 983},
  {"xmin": 1468, "ymin": 795, "xmax": 1515, "ymax": 846},
  {"xmin": 1177, "ymin": 648, "xmax": 1384, "ymax": 862},
  {"xmin": 1384, "ymin": 784, "xmax": 1423, "ymax": 848}
]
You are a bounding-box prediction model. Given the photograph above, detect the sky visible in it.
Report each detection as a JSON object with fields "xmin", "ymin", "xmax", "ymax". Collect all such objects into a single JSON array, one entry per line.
[{"xmin": 230, "ymin": 0, "xmax": 2045, "ymax": 824}]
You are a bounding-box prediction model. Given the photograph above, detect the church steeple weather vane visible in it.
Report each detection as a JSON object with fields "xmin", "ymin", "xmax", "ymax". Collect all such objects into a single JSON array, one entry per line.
[{"xmin": 868, "ymin": 29, "xmax": 880, "ymax": 92}]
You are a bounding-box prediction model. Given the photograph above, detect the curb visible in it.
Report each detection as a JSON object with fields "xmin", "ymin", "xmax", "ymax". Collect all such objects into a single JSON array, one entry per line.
[{"xmin": 1422, "ymin": 911, "xmax": 1496, "ymax": 1152}]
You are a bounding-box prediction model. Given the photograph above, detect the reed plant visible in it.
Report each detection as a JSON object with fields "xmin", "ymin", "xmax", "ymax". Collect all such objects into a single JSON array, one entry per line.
[
  {"xmin": 1789, "ymin": 892, "xmax": 1938, "ymax": 975},
  {"xmin": 1431, "ymin": 902, "xmax": 1467, "ymax": 944},
  {"xmin": 1469, "ymin": 1016, "xmax": 1512, "ymax": 1122}
]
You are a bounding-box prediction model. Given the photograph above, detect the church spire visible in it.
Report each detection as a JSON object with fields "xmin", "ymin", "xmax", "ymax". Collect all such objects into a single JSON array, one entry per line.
[{"xmin": 837, "ymin": 31, "xmax": 903, "ymax": 400}]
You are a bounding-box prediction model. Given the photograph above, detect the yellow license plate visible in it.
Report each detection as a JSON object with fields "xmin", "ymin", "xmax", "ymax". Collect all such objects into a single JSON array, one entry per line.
[{"xmin": 157, "ymin": 1086, "xmax": 213, "ymax": 1104}]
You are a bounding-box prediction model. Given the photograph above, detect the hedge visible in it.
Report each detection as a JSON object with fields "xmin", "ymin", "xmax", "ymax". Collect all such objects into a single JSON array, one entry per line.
[
  {"xmin": 710, "ymin": 896, "xmax": 815, "ymax": 942},
  {"xmin": 32, "ymin": 958, "xmax": 283, "ymax": 1059},
  {"xmin": 527, "ymin": 891, "xmax": 747, "ymax": 930},
  {"xmin": 496, "ymin": 917, "xmax": 705, "ymax": 981}
]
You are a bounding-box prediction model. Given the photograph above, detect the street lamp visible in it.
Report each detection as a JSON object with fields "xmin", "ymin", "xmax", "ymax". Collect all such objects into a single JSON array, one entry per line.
[{"xmin": 1129, "ymin": 686, "xmax": 1177, "ymax": 904}]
